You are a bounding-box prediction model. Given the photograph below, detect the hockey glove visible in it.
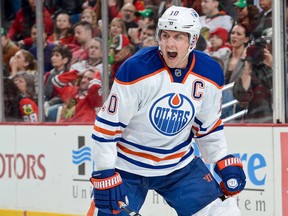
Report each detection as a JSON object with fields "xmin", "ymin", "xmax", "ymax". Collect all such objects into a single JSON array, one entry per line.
[
  {"xmin": 214, "ymin": 154, "xmax": 246, "ymax": 196},
  {"xmin": 90, "ymin": 169, "xmax": 127, "ymax": 214}
]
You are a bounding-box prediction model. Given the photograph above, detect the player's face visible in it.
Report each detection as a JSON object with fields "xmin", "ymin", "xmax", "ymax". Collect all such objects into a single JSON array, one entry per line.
[{"xmin": 159, "ymin": 30, "xmax": 190, "ymax": 69}]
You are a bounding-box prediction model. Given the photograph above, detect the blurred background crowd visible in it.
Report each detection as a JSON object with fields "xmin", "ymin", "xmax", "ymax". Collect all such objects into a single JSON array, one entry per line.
[{"xmin": 1, "ymin": 0, "xmax": 274, "ymax": 124}]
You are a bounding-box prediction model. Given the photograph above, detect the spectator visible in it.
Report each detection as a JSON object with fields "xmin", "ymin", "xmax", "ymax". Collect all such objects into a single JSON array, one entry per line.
[
  {"xmin": 9, "ymin": 49, "xmax": 37, "ymax": 78},
  {"xmin": 130, "ymin": 23, "xmax": 156, "ymax": 52},
  {"xmin": 142, "ymin": 36, "xmax": 157, "ymax": 47},
  {"xmin": 13, "ymin": 72, "xmax": 38, "ymax": 122},
  {"xmin": 48, "ymin": 0, "xmax": 85, "ymax": 24},
  {"xmin": 221, "ymin": 23, "xmax": 250, "ymax": 119},
  {"xmin": 81, "ymin": 0, "xmax": 98, "ymax": 10},
  {"xmin": 234, "ymin": 0, "xmax": 260, "ymax": 30},
  {"xmin": 44, "ymin": 45, "xmax": 72, "ymax": 121},
  {"xmin": 3, "ymin": 77, "xmax": 21, "ymax": 121},
  {"xmin": 233, "ymin": 40, "xmax": 273, "ymax": 123},
  {"xmin": 69, "ymin": 21, "xmax": 93, "ymax": 65},
  {"xmin": 109, "ymin": 17, "xmax": 127, "ymax": 45},
  {"xmin": 135, "ymin": 5, "xmax": 158, "ymax": 28},
  {"xmin": 52, "ymin": 68, "xmax": 103, "ymax": 123},
  {"xmin": 120, "ymin": 3, "xmax": 139, "ymax": 32},
  {"xmin": 128, "ymin": 6, "xmax": 157, "ymax": 49},
  {"xmin": 47, "ymin": 12, "xmax": 75, "ymax": 46},
  {"xmin": 1, "ymin": 27, "xmax": 20, "ymax": 74},
  {"xmin": 200, "ymin": 0, "xmax": 233, "ymax": 41},
  {"xmin": 107, "ymin": 0, "xmax": 124, "ymax": 21},
  {"xmin": 108, "ymin": 0, "xmax": 145, "ymax": 21},
  {"xmin": 29, "ymin": 24, "xmax": 56, "ymax": 73},
  {"xmin": 8, "ymin": 0, "xmax": 53, "ymax": 50},
  {"xmin": 70, "ymin": 37, "xmax": 104, "ymax": 76},
  {"xmin": 223, "ymin": 23, "xmax": 250, "ymax": 84},
  {"xmin": 253, "ymin": 0, "xmax": 272, "ymax": 37},
  {"xmin": 80, "ymin": 8, "xmax": 101, "ymax": 37},
  {"xmin": 109, "ymin": 34, "xmax": 134, "ymax": 88},
  {"xmin": 206, "ymin": 27, "xmax": 231, "ymax": 60}
]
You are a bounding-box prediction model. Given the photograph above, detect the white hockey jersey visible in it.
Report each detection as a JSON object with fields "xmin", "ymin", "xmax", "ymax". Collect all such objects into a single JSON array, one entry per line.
[
  {"xmin": 91, "ymin": 46, "xmax": 228, "ymax": 177},
  {"xmin": 200, "ymin": 14, "xmax": 233, "ymax": 33}
]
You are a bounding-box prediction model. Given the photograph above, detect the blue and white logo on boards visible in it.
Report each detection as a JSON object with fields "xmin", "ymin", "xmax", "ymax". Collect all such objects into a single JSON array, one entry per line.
[{"xmin": 149, "ymin": 93, "xmax": 195, "ymax": 136}]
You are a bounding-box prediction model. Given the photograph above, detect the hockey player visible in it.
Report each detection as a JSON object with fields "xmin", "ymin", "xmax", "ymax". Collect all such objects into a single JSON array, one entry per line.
[{"xmin": 90, "ymin": 6, "xmax": 246, "ymax": 216}]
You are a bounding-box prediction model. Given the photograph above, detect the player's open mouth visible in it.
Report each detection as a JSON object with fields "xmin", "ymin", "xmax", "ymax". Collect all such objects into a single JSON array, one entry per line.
[{"xmin": 167, "ymin": 51, "xmax": 177, "ymax": 60}]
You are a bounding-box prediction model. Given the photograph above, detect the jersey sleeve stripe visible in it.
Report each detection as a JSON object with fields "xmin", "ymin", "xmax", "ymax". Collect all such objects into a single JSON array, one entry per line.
[
  {"xmin": 114, "ymin": 68, "xmax": 166, "ymax": 85},
  {"xmin": 118, "ymin": 148, "xmax": 194, "ymax": 169},
  {"xmin": 192, "ymin": 118, "xmax": 223, "ymax": 137},
  {"xmin": 96, "ymin": 116, "xmax": 127, "ymax": 128},
  {"xmin": 92, "ymin": 134, "xmax": 121, "ymax": 143},
  {"xmin": 117, "ymin": 143, "xmax": 186, "ymax": 162},
  {"xmin": 93, "ymin": 125, "xmax": 123, "ymax": 136}
]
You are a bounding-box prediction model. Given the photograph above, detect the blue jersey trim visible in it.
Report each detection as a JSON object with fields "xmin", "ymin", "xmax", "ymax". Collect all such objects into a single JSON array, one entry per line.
[
  {"xmin": 91, "ymin": 134, "xmax": 121, "ymax": 142},
  {"xmin": 116, "ymin": 46, "xmax": 164, "ymax": 83},
  {"xmin": 196, "ymin": 125, "xmax": 224, "ymax": 138},
  {"xmin": 96, "ymin": 116, "xmax": 127, "ymax": 128},
  {"xmin": 119, "ymin": 132, "xmax": 194, "ymax": 154},
  {"xmin": 192, "ymin": 50, "xmax": 225, "ymax": 87},
  {"xmin": 118, "ymin": 147, "xmax": 194, "ymax": 169}
]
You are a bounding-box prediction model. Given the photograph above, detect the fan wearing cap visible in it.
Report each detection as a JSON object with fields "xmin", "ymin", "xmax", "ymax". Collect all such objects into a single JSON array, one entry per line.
[
  {"xmin": 89, "ymin": 6, "xmax": 245, "ymax": 216},
  {"xmin": 128, "ymin": 6, "xmax": 157, "ymax": 51},
  {"xmin": 234, "ymin": 0, "xmax": 260, "ymax": 30},
  {"xmin": 135, "ymin": 7, "xmax": 157, "ymax": 29},
  {"xmin": 207, "ymin": 27, "xmax": 231, "ymax": 59},
  {"xmin": 109, "ymin": 34, "xmax": 134, "ymax": 87}
]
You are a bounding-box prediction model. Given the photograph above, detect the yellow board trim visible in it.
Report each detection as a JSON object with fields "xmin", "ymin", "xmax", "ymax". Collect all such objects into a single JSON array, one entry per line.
[{"xmin": 0, "ymin": 209, "xmax": 82, "ymax": 216}]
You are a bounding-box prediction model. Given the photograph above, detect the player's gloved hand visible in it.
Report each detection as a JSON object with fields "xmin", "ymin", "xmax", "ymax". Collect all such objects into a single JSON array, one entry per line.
[
  {"xmin": 90, "ymin": 169, "xmax": 127, "ymax": 214},
  {"xmin": 214, "ymin": 154, "xmax": 246, "ymax": 196}
]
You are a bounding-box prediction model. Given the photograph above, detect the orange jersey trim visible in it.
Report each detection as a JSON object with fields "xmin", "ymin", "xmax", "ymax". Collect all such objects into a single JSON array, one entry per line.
[
  {"xmin": 117, "ymin": 143, "xmax": 186, "ymax": 162},
  {"xmin": 182, "ymin": 54, "xmax": 196, "ymax": 83},
  {"xmin": 114, "ymin": 68, "xmax": 166, "ymax": 85},
  {"xmin": 193, "ymin": 118, "xmax": 223, "ymax": 137},
  {"xmin": 93, "ymin": 125, "xmax": 122, "ymax": 136}
]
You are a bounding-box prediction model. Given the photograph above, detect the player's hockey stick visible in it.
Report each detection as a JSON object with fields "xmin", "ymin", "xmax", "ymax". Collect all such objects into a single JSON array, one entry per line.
[{"xmin": 118, "ymin": 201, "xmax": 142, "ymax": 216}]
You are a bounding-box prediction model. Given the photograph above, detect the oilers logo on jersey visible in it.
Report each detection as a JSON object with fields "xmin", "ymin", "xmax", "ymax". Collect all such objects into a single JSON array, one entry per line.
[{"xmin": 149, "ymin": 93, "xmax": 195, "ymax": 136}]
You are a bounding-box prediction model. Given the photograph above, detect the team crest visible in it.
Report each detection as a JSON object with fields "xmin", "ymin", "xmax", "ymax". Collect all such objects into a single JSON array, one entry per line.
[
  {"xmin": 149, "ymin": 93, "xmax": 195, "ymax": 136},
  {"xmin": 22, "ymin": 104, "xmax": 34, "ymax": 115}
]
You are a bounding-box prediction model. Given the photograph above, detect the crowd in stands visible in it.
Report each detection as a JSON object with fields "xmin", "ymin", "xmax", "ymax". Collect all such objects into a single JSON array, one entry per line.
[{"xmin": 1, "ymin": 0, "xmax": 273, "ymax": 124}]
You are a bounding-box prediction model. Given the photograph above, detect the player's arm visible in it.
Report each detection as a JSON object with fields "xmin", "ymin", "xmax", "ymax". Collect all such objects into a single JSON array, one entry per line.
[
  {"xmin": 192, "ymin": 61, "xmax": 246, "ymax": 196},
  {"xmin": 90, "ymin": 64, "xmax": 140, "ymax": 214},
  {"xmin": 52, "ymin": 70, "xmax": 79, "ymax": 88}
]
